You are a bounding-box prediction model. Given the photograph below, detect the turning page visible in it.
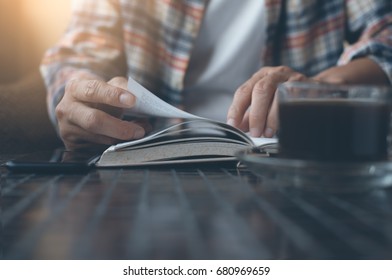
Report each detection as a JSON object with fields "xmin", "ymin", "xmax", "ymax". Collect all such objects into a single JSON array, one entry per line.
[{"xmin": 125, "ymin": 76, "xmax": 202, "ymax": 120}]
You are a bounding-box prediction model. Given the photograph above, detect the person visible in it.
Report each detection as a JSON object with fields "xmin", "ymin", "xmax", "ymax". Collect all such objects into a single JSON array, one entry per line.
[{"xmin": 41, "ymin": 0, "xmax": 392, "ymax": 151}]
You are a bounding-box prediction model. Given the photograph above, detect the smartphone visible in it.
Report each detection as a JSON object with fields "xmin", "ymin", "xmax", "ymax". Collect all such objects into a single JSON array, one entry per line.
[{"xmin": 4, "ymin": 149, "xmax": 98, "ymax": 173}]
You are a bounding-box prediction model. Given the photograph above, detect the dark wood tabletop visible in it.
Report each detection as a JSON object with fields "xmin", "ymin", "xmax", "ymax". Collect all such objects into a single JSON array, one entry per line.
[{"xmin": 1, "ymin": 152, "xmax": 392, "ymax": 260}]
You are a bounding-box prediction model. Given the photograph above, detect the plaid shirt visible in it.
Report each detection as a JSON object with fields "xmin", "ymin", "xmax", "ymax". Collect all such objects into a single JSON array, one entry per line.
[{"xmin": 41, "ymin": 0, "xmax": 392, "ymax": 126}]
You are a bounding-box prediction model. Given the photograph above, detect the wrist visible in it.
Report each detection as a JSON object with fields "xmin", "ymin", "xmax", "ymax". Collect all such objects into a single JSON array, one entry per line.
[{"xmin": 314, "ymin": 57, "xmax": 390, "ymax": 85}]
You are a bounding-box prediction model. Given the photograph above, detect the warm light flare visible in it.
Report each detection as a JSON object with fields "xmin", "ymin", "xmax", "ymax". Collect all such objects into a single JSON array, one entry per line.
[
  {"xmin": 0, "ymin": 0, "xmax": 71, "ymax": 81},
  {"xmin": 19, "ymin": 0, "xmax": 71, "ymax": 46}
]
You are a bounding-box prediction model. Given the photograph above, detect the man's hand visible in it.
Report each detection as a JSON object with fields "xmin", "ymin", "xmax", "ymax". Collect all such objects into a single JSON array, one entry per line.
[
  {"xmin": 56, "ymin": 76, "xmax": 149, "ymax": 150},
  {"xmin": 227, "ymin": 58, "xmax": 390, "ymax": 138},
  {"xmin": 227, "ymin": 66, "xmax": 314, "ymax": 138}
]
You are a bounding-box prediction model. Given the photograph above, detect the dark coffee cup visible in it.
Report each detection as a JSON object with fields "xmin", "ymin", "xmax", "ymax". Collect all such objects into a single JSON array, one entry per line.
[{"xmin": 278, "ymin": 82, "xmax": 392, "ymax": 162}]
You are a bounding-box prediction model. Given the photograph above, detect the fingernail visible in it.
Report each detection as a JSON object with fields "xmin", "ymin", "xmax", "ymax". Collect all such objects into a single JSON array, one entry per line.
[
  {"xmin": 119, "ymin": 93, "xmax": 133, "ymax": 106},
  {"xmin": 227, "ymin": 118, "xmax": 236, "ymax": 127},
  {"xmin": 134, "ymin": 127, "xmax": 145, "ymax": 139},
  {"xmin": 250, "ymin": 128, "xmax": 262, "ymax": 137},
  {"xmin": 264, "ymin": 128, "xmax": 274, "ymax": 138}
]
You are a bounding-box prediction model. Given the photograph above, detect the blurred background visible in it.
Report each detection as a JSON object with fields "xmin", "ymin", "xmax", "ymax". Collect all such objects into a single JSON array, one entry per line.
[
  {"xmin": 0, "ymin": 0, "xmax": 71, "ymax": 83},
  {"xmin": 0, "ymin": 0, "xmax": 71, "ymax": 153}
]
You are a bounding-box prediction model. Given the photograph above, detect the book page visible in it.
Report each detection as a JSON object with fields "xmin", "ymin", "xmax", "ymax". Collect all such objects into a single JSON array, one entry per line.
[
  {"xmin": 125, "ymin": 76, "xmax": 202, "ymax": 120},
  {"xmin": 108, "ymin": 119, "xmax": 255, "ymax": 151},
  {"xmin": 108, "ymin": 121, "xmax": 192, "ymax": 151},
  {"xmin": 251, "ymin": 136, "xmax": 277, "ymax": 147},
  {"xmin": 115, "ymin": 76, "xmax": 278, "ymax": 151}
]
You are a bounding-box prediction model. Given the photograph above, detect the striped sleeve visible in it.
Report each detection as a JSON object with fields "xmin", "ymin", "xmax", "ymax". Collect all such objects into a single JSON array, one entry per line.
[
  {"xmin": 339, "ymin": 0, "xmax": 392, "ymax": 83},
  {"xmin": 40, "ymin": 0, "xmax": 126, "ymax": 128}
]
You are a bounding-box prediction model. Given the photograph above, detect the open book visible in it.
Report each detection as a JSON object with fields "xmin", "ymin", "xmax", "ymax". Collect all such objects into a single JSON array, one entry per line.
[{"xmin": 95, "ymin": 77, "xmax": 277, "ymax": 167}]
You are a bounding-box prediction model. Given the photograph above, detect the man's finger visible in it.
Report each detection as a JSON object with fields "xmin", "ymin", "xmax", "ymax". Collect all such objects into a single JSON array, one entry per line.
[
  {"xmin": 66, "ymin": 102, "xmax": 145, "ymax": 140},
  {"xmin": 67, "ymin": 79, "xmax": 136, "ymax": 108},
  {"xmin": 227, "ymin": 80, "xmax": 255, "ymax": 127},
  {"xmin": 248, "ymin": 74, "xmax": 285, "ymax": 137},
  {"xmin": 263, "ymin": 92, "xmax": 279, "ymax": 138},
  {"xmin": 108, "ymin": 76, "xmax": 128, "ymax": 90},
  {"xmin": 60, "ymin": 124, "xmax": 121, "ymax": 150}
]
